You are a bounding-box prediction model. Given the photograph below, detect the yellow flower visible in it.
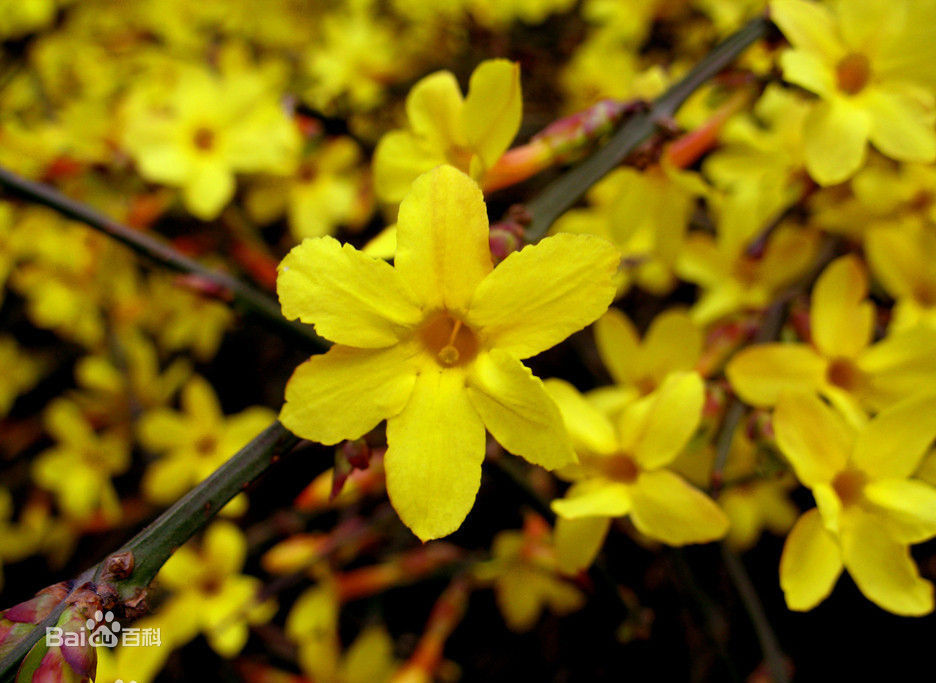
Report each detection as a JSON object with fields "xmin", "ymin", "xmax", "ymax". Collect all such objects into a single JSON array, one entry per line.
[
  {"xmin": 373, "ymin": 60, "xmax": 522, "ymax": 203},
  {"xmin": 865, "ymin": 221, "xmax": 936, "ymax": 333},
  {"xmin": 31, "ymin": 399, "xmax": 129, "ymax": 524},
  {"xmin": 121, "ymin": 65, "xmax": 300, "ymax": 219},
  {"xmin": 137, "ymin": 376, "xmax": 275, "ymax": 512},
  {"xmin": 0, "ymin": 0, "xmax": 57, "ymax": 39},
  {"xmin": 157, "ymin": 521, "xmax": 277, "ymax": 657},
  {"xmin": 286, "ymin": 582, "xmax": 397, "ymax": 683},
  {"xmin": 594, "ymin": 307, "xmax": 703, "ymax": 400},
  {"xmin": 726, "ymin": 254, "xmax": 936, "ymax": 423},
  {"xmin": 677, "ymin": 216, "xmax": 819, "ymax": 324},
  {"xmin": 475, "ymin": 516, "xmax": 584, "ymax": 631},
  {"xmin": 545, "ymin": 373, "xmax": 728, "ymax": 572},
  {"xmin": 277, "ymin": 165, "xmax": 619, "ymax": 540},
  {"xmin": 774, "ymin": 391, "xmax": 936, "ymax": 615},
  {"xmin": 246, "ymin": 136, "xmax": 372, "ymax": 241},
  {"xmin": 771, "ymin": 0, "xmax": 936, "ymax": 185}
]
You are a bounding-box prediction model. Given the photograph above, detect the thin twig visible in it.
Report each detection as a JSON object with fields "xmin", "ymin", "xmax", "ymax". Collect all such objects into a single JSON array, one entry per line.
[
  {"xmin": 0, "ymin": 166, "xmax": 325, "ymax": 351},
  {"xmin": 721, "ymin": 544, "xmax": 790, "ymax": 683},
  {"xmin": 524, "ymin": 16, "xmax": 770, "ymax": 239}
]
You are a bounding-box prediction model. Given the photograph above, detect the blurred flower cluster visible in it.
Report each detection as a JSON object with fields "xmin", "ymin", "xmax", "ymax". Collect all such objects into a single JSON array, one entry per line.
[{"xmin": 2, "ymin": 0, "xmax": 936, "ymax": 681}]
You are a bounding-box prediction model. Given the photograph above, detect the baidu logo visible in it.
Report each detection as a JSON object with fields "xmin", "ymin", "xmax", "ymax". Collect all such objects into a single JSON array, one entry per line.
[
  {"xmin": 46, "ymin": 609, "xmax": 161, "ymax": 649},
  {"xmin": 88, "ymin": 610, "xmax": 120, "ymax": 647}
]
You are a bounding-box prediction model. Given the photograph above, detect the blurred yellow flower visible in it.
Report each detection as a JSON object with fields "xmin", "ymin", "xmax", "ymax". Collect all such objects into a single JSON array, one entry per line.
[
  {"xmin": 771, "ymin": 0, "xmax": 936, "ymax": 185},
  {"xmin": 546, "ymin": 373, "xmax": 728, "ymax": 572},
  {"xmin": 774, "ymin": 391, "xmax": 936, "ymax": 615},
  {"xmin": 373, "ymin": 60, "xmax": 522, "ymax": 203},
  {"xmin": 121, "ymin": 65, "xmax": 300, "ymax": 219},
  {"xmin": 278, "ymin": 165, "xmax": 619, "ymax": 540}
]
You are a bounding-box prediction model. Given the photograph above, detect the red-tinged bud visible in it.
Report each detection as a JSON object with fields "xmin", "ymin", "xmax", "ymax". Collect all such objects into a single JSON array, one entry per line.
[
  {"xmin": 261, "ymin": 533, "xmax": 329, "ymax": 575},
  {"xmin": 488, "ymin": 226, "xmax": 521, "ymax": 263},
  {"xmin": 331, "ymin": 438, "xmax": 372, "ymax": 500},
  {"xmin": 19, "ymin": 605, "xmax": 97, "ymax": 683},
  {"xmin": 42, "ymin": 156, "xmax": 84, "ymax": 182},
  {"xmin": 703, "ymin": 381, "xmax": 729, "ymax": 421},
  {"xmin": 125, "ymin": 191, "xmax": 172, "ymax": 229},
  {"xmin": 3, "ymin": 583, "xmax": 70, "ymax": 625},
  {"xmin": 295, "ymin": 450, "xmax": 386, "ymax": 512},
  {"xmin": 746, "ymin": 409, "xmax": 776, "ymax": 445}
]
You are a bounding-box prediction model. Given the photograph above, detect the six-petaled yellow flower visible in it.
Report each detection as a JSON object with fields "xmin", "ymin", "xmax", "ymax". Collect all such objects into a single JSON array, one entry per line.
[{"xmin": 277, "ymin": 165, "xmax": 620, "ymax": 540}]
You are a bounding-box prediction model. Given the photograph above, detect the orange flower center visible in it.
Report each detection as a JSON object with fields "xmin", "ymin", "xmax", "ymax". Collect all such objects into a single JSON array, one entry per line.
[
  {"xmin": 832, "ymin": 469, "xmax": 866, "ymax": 506},
  {"xmin": 836, "ymin": 53, "xmax": 871, "ymax": 95},
  {"xmin": 419, "ymin": 311, "xmax": 480, "ymax": 367},
  {"xmin": 195, "ymin": 435, "xmax": 218, "ymax": 455},
  {"xmin": 914, "ymin": 282, "xmax": 936, "ymax": 308},
  {"xmin": 193, "ymin": 127, "xmax": 215, "ymax": 151},
  {"xmin": 602, "ymin": 453, "xmax": 640, "ymax": 483},
  {"xmin": 826, "ymin": 357, "xmax": 861, "ymax": 391}
]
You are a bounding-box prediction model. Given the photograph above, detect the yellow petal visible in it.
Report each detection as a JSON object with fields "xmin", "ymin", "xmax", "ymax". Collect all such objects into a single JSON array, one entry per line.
[
  {"xmin": 629, "ymin": 469, "xmax": 729, "ymax": 545},
  {"xmin": 864, "ymin": 479, "xmax": 936, "ymax": 544},
  {"xmin": 852, "ymin": 393, "xmax": 936, "ymax": 480},
  {"xmin": 277, "ymin": 236, "xmax": 422, "ymax": 348},
  {"xmin": 633, "ymin": 372, "xmax": 704, "ymax": 470},
  {"xmin": 551, "ymin": 479, "xmax": 632, "ymax": 519},
  {"xmin": 778, "ymin": 49, "xmax": 835, "ymax": 96},
  {"xmin": 143, "ymin": 456, "xmax": 195, "ymax": 503},
  {"xmin": 867, "ymin": 85, "xmax": 936, "ymax": 163},
  {"xmin": 803, "ymin": 98, "xmax": 871, "ymax": 186},
  {"xmin": 280, "ymin": 344, "xmax": 418, "ymax": 445},
  {"xmin": 137, "ymin": 409, "xmax": 188, "ymax": 451},
  {"xmin": 725, "ymin": 344, "xmax": 827, "ymax": 407},
  {"xmin": 841, "ymin": 508, "xmax": 934, "ymax": 616},
  {"xmin": 468, "ymin": 233, "xmax": 619, "ymax": 359},
  {"xmin": 462, "ymin": 60, "xmax": 522, "ymax": 172},
  {"xmin": 466, "ymin": 350, "xmax": 575, "ymax": 470},
  {"xmin": 857, "ymin": 327, "xmax": 936, "ymax": 411},
  {"xmin": 395, "ymin": 165, "xmax": 492, "ymax": 313},
  {"xmin": 554, "ymin": 516, "xmax": 610, "ymax": 574},
  {"xmin": 182, "ymin": 375, "xmax": 223, "ymax": 426},
  {"xmin": 384, "ymin": 368, "xmax": 486, "ymax": 541},
  {"xmin": 594, "ymin": 308, "xmax": 641, "ymax": 386},
  {"xmin": 184, "ymin": 162, "xmax": 236, "ymax": 220},
  {"xmin": 770, "ymin": 0, "xmax": 846, "ymax": 61},
  {"xmin": 405, "ymin": 70, "xmax": 466, "ymax": 154},
  {"xmin": 203, "ymin": 520, "xmax": 247, "ymax": 576},
  {"xmin": 372, "ymin": 131, "xmax": 441, "ymax": 204},
  {"xmin": 864, "ymin": 225, "xmax": 924, "ymax": 300},
  {"xmin": 543, "ymin": 378, "xmax": 617, "ymax": 455},
  {"xmin": 779, "ymin": 508, "xmax": 843, "ymax": 611},
  {"xmin": 773, "ymin": 392, "xmax": 852, "ymax": 487},
  {"xmin": 810, "ymin": 255, "xmax": 873, "ymax": 359},
  {"xmin": 641, "ymin": 309, "xmax": 703, "ymax": 381}
]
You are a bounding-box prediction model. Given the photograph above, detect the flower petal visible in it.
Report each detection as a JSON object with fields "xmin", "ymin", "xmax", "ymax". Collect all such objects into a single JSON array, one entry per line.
[
  {"xmin": 467, "ymin": 350, "xmax": 575, "ymax": 469},
  {"xmin": 405, "ymin": 71, "xmax": 466, "ymax": 154},
  {"xmin": 395, "ymin": 165, "xmax": 492, "ymax": 313},
  {"xmin": 555, "ymin": 516, "xmax": 610, "ymax": 573},
  {"xmin": 867, "ymin": 85, "xmax": 936, "ymax": 163},
  {"xmin": 551, "ymin": 479, "xmax": 632, "ymax": 519},
  {"xmin": 593, "ymin": 308, "xmax": 641, "ymax": 386},
  {"xmin": 280, "ymin": 344, "xmax": 419, "ymax": 445},
  {"xmin": 810, "ymin": 255, "xmax": 873, "ymax": 359},
  {"xmin": 277, "ymin": 236, "xmax": 422, "ymax": 347},
  {"xmin": 770, "ymin": 0, "xmax": 846, "ymax": 61},
  {"xmin": 468, "ymin": 233, "xmax": 619, "ymax": 359},
  {"xmin": 773, "ymin": 392, "xmax": 852, "ymax": 487},
  {"xmin": 628, "ymin": 469, "xmax": 728, "ymax": 545},
  {"xmin": 779, "ymin": 508, "xmax": 843, "ymax": 611},
  {"xmin": 633, "ymin": 372, "xmax": 704, "ymax": 469},
  {"xmin": 640, "ymin": 309, "xmax": 703, "ymax": 381},
  {"xmin": 841, "ymin": 509, "xmax": 934, "ymax": 616},
  {"xmin": 384, "ymin": 368, "xmax": 486, "ymax": 541},
  {"xmin": 778, "ymin": 49, "xmax": 835, "ymax": 97},
  {"xmin": 803, "ymin": 98, "xmax": 871, "ymax": 186},
  {"xmin": 543, "ymin": 378, "xmax": 618, "ymax": 455},
  {"xmin": 462, "ymin": 60, "xmax": 522, "ymax": 172},
  {"xmin": 852, "ymin": 393, "xmax": 936, "ymax": 480},
  {"xmin": 864, "ymin": 479, "xmax": 936, "ymax": 544},
  {"xmin": 372, "ymin": 131, "xmax": 441, "ymax": 203},
  {"xmin": 725, "ymin": 344, "xmax": 827, "ymax": 407}
]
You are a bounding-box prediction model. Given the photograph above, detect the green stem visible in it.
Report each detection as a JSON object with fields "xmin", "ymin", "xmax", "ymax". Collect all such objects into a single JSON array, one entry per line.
[
  {"xmin": 101, "ymin": 420, "xmax": 300, "ymax": 598},
  {"xmin": 524, "ymin": 16, "xmax": 770, "ymax": 239},
  {"xmin": 0, "ymin": 166, "xmax": 325, "ymax": 351}
]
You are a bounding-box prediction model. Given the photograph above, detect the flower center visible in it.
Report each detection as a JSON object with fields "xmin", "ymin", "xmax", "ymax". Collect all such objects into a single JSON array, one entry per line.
[
  {"xmin": 193, "ymin": 127, "xmax": 215, "ymax": 151},
  {"xmin": 297, "ymin": 162, "xmax": 316, "ymax": 183},
  {"xmin": 836, "ymin": 53, "xmax": 871, "ymax": 95},
  {"xmin": 418, "ymin": 311, "xmax": 479, "ymax": 367},
  {"xmin": 914, "ymin": 282, "xmax": 936, "ymax": 308},
  {"xmin": 602, "ymin": 453, "xmax": 640, "ymax": 483},
  {"xmin": 826, "ymin": 358, "xmax": 861, "ymax": 391},
  {"xmin": 832, "ymin": 469, "xmax": 866, "ymax": 506},
  {"xmin": 195, "ymin": 435, "xmax": 218, "ymax": 455}
]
